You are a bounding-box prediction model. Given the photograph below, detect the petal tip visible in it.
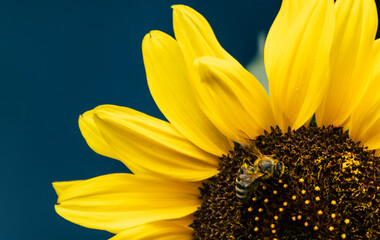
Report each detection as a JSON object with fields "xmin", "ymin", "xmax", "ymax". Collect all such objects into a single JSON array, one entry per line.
[
  {"xmin": 144, "ymin": 30, "xmax": 159, "ymax": 40},
  {"xmin": 143, "ymin": 30, "xmax": 170, "ymax": 47},
  {"xmin": 52, "ymin": 182, "xmax": 60, "ymax": 196},
  {"xmin": 171, "ymin": 4, "xmax": 188, "ymax": 11},
  {"xmin": 172, "ymin": 5, "xmax": 199, "ymax": 20}
]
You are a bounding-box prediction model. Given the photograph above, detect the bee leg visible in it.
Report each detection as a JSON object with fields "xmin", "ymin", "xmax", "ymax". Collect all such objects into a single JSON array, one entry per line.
[
  {"xmin": 242, "ymin": 158, "xmax": 253, "ymax": 166},
  {"xmin": 253, "ymin": 180, "xmax": 259, "ymax": 193},
  {"xmin": 252, "ymin": 182, "xmax": 265, "ymax": 197}
]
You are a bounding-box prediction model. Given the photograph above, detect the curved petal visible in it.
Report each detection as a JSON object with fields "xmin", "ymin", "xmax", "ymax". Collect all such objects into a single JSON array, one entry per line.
[
  {"xmin": 194, "ymin": 56, "xmax": 275, "ymax": 143},
  {"xmin": 350, "ymin": 40, "xmax": 380, "ymax": 150},
  {"xmin": 79, "ymin": 110, "xmax": 118, "ymax": 160},
  {"xmin": 142, "ymin": 30, "xmax": 231, "ymax": 156},
  {"xmin": 316, "ymin": 0, "xmax": 378, "ymax": 127},
  {"xmin": 172, "ymin": 5, "xmax": 237, "ymax": 67},
  {"xmin": 172, "ymin": 4, "xmax": 240, "ymax": 95},
  {"xmin": 52, "ymin": 180, "xmax": 83, "ymax": 196},
  {"xmin": 91, "ymin": 104, "xmax": 219, "ymax": 182},
  {"xmin": 172, "ymin": 5, "xmax": 273, "ymax": 141},
  {"xmin": 264, "ymin": 0, "xmax": 334, "ymax": 131},
  {"xmin": 109, "ymin": 219, "xmax": 193, "ymax": 240},
  {"xmin": 54, "ymin": 173, "xmax": 201, "ymax": 234}
]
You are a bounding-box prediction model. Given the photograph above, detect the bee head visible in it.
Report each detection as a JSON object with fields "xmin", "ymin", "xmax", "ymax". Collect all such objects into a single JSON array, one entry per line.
[{"xmin": 273, "ymin": 162, "xmax": 285, "ymax": 177}]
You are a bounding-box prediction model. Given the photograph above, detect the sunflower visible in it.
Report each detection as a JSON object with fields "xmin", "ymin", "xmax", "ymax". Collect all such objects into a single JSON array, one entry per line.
[{"xmin": 53, "ymin": 1, "xmax": 380, "ymax": 239}]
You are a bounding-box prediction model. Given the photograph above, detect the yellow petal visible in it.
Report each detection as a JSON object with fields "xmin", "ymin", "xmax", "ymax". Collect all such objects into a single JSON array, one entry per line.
[
  {"xmin": 170, "ymin": 214, "xmax": 194, "ymax": 227},
  {"xmin": 172, "ymin": 5, "xmax": 237, "ymax": 66},
  {"xmin": 316, "ymin": 0, "xmax": 378, "ymax": 126},
  {"xmin": 350, "ymin": 40, "xmax": 380, "ymax": 149},
  {"xmin": 93, "ymin": 104, "xmax": 219, "ymax": 182},
  {"xmin": 375, "ymin": 149, "xmax": 380, "ymax": 156},
  {"xmin": 109, "ymin": 220, "xmax": 193, "ymax": 240},
  {"xmin": 79, "ymin": 110, "xmax": 118, "ymax": 160},
  {"xmin": 55, "ymin": 173, "xmax": 200, "ymax": 234},
  {"xmin": 142, "ymin": 30, "xmax": 231, "ymax": 156},
  {"xmin": 52, "ymin": 180, "xmax": 83, "ymax": 196},
  {"xmin": 172, "ymin": 5, "xmax": 242, "ymax": 99},
  {"xmin": 172, "ymin": 5, "xmax": 255, "ymax": 141},
  {"xmin": 194, "ymin": 56, "xmax": 275, "ymax": 143},
  {"xmin": 264, "ymin": 0, "xmax": 334, "ymax": 131}
]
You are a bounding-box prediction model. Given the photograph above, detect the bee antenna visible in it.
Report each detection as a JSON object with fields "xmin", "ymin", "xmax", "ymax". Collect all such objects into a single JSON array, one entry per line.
[
  {"xmin": 237, "ymin": 130, "xmax": 251, "ymax": 145},
  {"xmin": 250, "ymin": 144, "xmax": 262, "ymax": 156}
]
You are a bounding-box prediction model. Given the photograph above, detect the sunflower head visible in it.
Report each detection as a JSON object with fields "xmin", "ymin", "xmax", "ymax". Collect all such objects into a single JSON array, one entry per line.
[
  {"xmin": 193, "ymin": 125, "xmax": 380, "ymax": 239},
  {"xmin": 53, "ymin": 1, "xmax": 380, "ymax": 239}
]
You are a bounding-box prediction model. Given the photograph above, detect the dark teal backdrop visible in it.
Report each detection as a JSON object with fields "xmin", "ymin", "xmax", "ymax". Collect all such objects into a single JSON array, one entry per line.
[{"xmin": 0, "ymin": 1, "xmax": 281, "ymax": 239}]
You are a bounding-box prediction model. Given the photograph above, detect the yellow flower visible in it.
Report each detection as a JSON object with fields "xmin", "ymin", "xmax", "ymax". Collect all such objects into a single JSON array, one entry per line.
[{"xmin": 53, "ymin": 1, "xmax": 380, "ymax": 239}]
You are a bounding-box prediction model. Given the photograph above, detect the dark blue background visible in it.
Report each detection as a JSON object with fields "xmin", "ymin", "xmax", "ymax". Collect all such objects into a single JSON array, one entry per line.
[{"xmin": 0, "ymin": 0, "xmax": 282, "ymax": 239}]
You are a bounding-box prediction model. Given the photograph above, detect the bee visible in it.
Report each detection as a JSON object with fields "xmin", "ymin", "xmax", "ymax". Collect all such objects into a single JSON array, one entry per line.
[{"xmin": 235, "ymin": 147, "xmax": 284, "ymax": 202}]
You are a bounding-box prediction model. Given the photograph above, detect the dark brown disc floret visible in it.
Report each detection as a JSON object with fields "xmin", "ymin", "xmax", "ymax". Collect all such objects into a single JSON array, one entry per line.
[{"xmin": 193, "ymin": 126, "xmax": 380, "ymax": 240}]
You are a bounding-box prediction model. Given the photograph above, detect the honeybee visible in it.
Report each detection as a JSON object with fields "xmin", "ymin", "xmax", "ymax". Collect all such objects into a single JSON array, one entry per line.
[{"xmin": 235, "ymin": 147, "xmax": 284, "ymax": 202}]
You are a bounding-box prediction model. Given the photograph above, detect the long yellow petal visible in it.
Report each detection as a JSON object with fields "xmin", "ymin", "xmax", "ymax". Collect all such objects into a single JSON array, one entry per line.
[
  {"xmin": 109, "ymin": 220, "xmax": 193, "ymax": 240},
  {"xmin": 172, "ymin": 4, "xmax": 241, "ymax": 86},
  {"xmin": 172, "ymin": 5, "xmax": 237, "ymax": 67},
  {"xmin": 172, "ymin": 5, "xmax": 240, "ymax": 103},
  {"xmin": 142, "ymin": 30, "xmax": 231, "ymax": 156},
  {"xmin": 264, "ymin": 0, "xmax": 334, "ymax": 131},
  {"xmin": 316, "ymin": 0, "xmax": 378, "ymax": 126},
  {"xmin": 350, "ymin": 40, "xmax": 380, "ymax": 150},
  {"xmin": 91, "ymin": 104, "xmax": 219, "ymax": 182},
  {"xmin": 79, "ymin": 110, "xmax": 118, "ymax": 160},
  {"xmin": 195, "ymin": 56, "xmax": 275, "ymax": 143},
  {"xmin": 52, "ymin": 180, "xmax": 83, "ymax": 196},
  {"xmin": 55, "ymin": 173, "xmax": 200, "ymax": 234},
  {"xmin": 172, "ymin": 5, "xmax": 272, "ymax": 141}
]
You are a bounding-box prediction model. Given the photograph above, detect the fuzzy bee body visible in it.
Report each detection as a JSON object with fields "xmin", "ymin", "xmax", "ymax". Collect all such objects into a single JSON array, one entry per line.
[{"xmin": 235, "ymin": 149, "xmax": 284, "ymax": 202}]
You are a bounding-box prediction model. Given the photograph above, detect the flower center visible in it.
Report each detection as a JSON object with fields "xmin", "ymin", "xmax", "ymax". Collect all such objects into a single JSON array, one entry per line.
[{"xmin": 192, "ymin": 126, "xmax": 380, "ymax": 240}]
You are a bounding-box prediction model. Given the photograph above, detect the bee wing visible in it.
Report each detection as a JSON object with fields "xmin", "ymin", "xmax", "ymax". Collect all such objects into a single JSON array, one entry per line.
[
  {"xmin": 238, "ymin": 171, "xmax": 265, "ymax": 188},
  {"xmin": 249, "ymin": 172, "xmax": 265, "ymax": 183}
]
